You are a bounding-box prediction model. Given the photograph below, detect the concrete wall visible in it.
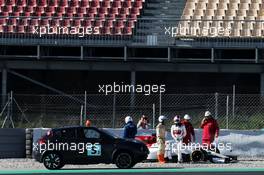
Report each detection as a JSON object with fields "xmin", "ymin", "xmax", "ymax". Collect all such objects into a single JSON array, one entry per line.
[{"xmin": 0, "ymin": 129, "xmax": 25, "ymax": 158}]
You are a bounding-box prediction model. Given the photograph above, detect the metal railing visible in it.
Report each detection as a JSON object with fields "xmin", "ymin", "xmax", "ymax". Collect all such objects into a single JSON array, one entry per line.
[
  {"xmin": 1, "ymin": 93, "xmax": 264, "ymax": 129},
  {"xmin": 1, "ymin": 18, "xmax": 264, "ymax": 47}
]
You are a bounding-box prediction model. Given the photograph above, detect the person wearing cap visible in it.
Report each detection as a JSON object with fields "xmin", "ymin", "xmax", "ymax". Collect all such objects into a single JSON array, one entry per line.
[
  {"xmin": 156, "ymin": 115, "xmax": 167, "ymax": 164},
  {"xmin": 137, "ymin": 115, "xmax": 149, "ymax": 129},
  {"xmin": 181, "ymin": 114, "xmax": 195, "ymax": 145},
  {"xmin": 85, "ymin": 119, "xmax": 91, "ymax": 127},
  {"xmin": 201, "ymin": 111, "xmax": 219, "ymax": 147},
  {"xmin": 123, "ymin": 116, "xmax": 137, "ymax": 139},
  {"xmin": 171, "ymin": 115, "xmax": 186, "ymax": 163}
]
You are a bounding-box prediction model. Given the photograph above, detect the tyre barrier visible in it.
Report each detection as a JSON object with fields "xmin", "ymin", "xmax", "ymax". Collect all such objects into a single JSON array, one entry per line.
[{"xmin": 25, "ymin": 128, "xmax": 33, "ymax": 158}]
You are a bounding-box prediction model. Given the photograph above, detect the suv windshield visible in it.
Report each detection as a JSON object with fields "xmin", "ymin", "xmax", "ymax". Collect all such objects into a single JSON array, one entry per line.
[{"xmin": 100, "ymin": 129, "xmax": 119, "ymax": 139}]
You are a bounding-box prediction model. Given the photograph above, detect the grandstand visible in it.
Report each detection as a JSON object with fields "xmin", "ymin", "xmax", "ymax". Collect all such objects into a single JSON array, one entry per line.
[{"xmin": 0, "ymin": 0, "xmax": 264, "ymax": 96}]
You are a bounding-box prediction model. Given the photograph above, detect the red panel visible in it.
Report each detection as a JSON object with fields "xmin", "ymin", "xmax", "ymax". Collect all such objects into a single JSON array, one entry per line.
[
  {"xmin": 4, "ymin": 25, "xmax": 14, "ymax": 32},
  {"xmin": 101, "ymin": 26, "xmax": 111, "ymax": 35},
  {"xmin": 25, "ymin": 6, "xmax": 34, "ymax": 13},
  {"xmin": 80, "ymin": 0, "xmax": 89, "ymax": 7},
  {"xmin": 2, "ymin": 6, "xmax": 13, "ymax": 13},
  {"xmin": 6, "ymin": 0, "xmax": 15, "ymax": 6},
  {"xmin": 48, "ymin": 0, "xmax": 58, "ymax": 7},
  {"xmin": 131, "ymin": 7, "xmax": 140, "ymax": 15},
  {"xmin": 109, "ymin": 7, "xmax": 119, "ymax": 15},
  {"xmin": 58, "ymin": 0, "xmax": 68, "ymax": 7},
  {"xmin": 101, "ymin": 0, "xmax": 110, "ymax": 8},
  {"xmin": 99, "ymin": 7, "xmax": 108, "ymax": 14},
  {"xmin": 16, "ymin": 25, "xmax": 25, "ymax": 33},
  {"xmin": 16, "ymin": 0, "xmax": 26, "ymax": 6},
  {"xmin": 123, "ymin": 1, "xmax": 132, "ymax": 8},
  {"xmin": 123, "ymin": 26, "xmax": 132, "ymax": 35},
  {"xmin": 82, "ymin": 19, "xmax": 93, "ymax": 27},
  {"xmin": 0, "ymin": 18, "xmax": 6, "ymax": 25},
  {"xmin": 35, "ymin": 6, "xmax": 45, "ymax": 13},
  {"xmin": 105, "ymin": 19, "xmax": 113, "ymax": 27},
  {"xmin": 56, "ymin": 7, "xmax": 65, "ymax": 13},
  {"xmin": 112, "ymin": 0, "xmax": 121, "ymax": 8},
  {"xmin": 28, "ymin": 0, "xmax": 37, "ymax": 7},
  {"xmin": 38, "ymin": 0, "xmax": 47, "ymax": 7},
  {"xmin": 69, "ymin": 0, "xmax": 78, "ymax": 7},
  {"xmin": 90, "ymin": 0, "xmax": 100, "ymax": 8}
]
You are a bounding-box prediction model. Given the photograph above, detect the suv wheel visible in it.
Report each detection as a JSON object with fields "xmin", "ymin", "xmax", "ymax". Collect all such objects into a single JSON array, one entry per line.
[
  {"xmin": 43, "ymin": 153, "xmax": 64, "ymax": 170},
  {"xmin": 115, "ymin": 152, "xmax": 135, "ymax": 169}
]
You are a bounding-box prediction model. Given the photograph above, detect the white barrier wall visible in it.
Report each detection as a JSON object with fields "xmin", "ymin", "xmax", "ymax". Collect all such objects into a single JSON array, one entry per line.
[{"xmin": 32, "ymin": 128, "xmax": 264, "ymax": 157}]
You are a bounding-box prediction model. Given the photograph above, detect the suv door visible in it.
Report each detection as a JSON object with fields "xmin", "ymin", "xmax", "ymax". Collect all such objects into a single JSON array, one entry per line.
[
  {"xmin": 77, "ymin": 127, "xmax": 115, "ymax": 164},
  {"xmin": 57, "ymin": 128, "xmax": 81, "ymax": 163}
]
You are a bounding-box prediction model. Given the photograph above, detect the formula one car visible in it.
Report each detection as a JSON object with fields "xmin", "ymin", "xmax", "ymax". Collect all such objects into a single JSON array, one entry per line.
[
  {"xmin": 135, "ymin": 130, "xmax": 237, "ymax": 163},
  {"xmin": 33, "ymin": 126, "xmax": 149, "ymax": 169}
]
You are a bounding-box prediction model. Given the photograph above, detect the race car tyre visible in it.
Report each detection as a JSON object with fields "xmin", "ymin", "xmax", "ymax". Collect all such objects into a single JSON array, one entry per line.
[
  {"xmin": 115, "ymin": 152, "xmax": 135, "ymax": 169},
  {"xmin": 191, "ymin": 149, "xmax": 205, "ymax": 162},
  {"xmin": 43, "ymin": 152, "xmax": 64, "ymax": 170}
]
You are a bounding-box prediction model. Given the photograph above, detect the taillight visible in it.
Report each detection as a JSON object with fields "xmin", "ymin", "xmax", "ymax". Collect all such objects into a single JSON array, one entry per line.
[
  {"xmin": 38, "ymin": 138, "xmax": 46, "ymax": 145},
  {"xmin": 47, "ymin": 130, "xmax": 53, "ymax": 137}
]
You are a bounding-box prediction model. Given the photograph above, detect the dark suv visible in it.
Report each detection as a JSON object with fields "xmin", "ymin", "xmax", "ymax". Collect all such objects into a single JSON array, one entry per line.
[{"xmin": 33, "ymin": 126, "xmax": 149, "ymax": 169}]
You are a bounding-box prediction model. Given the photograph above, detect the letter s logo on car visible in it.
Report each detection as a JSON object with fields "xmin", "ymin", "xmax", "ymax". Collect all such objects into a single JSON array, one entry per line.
[{"xmin": 87, "ymin": 143, "xmax": 101, "ymax": 156}]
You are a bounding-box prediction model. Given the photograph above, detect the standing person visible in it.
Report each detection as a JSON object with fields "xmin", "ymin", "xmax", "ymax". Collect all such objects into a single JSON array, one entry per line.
[
  {"xmin": 181, "ymin": 114, "xmax": 195, "ymax": 145},
  {"xmin": 201, "ymin": 111, "xmax": 219, "ymax": 147},
  {"xmin": 137, "ymin": 115, "xmax": 149, "ymax": 129},
  {"xmin": 85, "ymin": 119, "xmax": 91, "ymax": 127},
  {"xmin": 123, "ymin": 116, "xmax": 137, "ymax": 139},
  {"xmin": 156, "ymin": 115, "xmax": 167, "ymax": 164},
  {"xmin": 171, "ymin": 115, "xmax": 186, "ymax": 163}
]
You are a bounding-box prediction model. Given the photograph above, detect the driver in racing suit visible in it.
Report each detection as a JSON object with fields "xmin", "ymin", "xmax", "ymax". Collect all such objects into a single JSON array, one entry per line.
[
  {"xmin": 156, "ymin": 115, "xmax": 167, "ymax": 164},
  {"xmin": 171, "ymin": 115, "xmax": 187, "ymax": 163}
]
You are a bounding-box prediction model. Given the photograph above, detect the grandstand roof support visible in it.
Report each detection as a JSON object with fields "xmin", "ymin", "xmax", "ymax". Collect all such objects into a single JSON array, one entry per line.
[
  {"xmin": 1, "ymin": 68, "xmax": 7, "ymax": 108},
  {"xmin": 255, "ymin": 48, "xmax": 259, "ymax": 64},
  {"xmin": 124, "ymin": 46, "xmax": 127, "ymax": 61},
  {"xmin": 168, "ymin": 47, "xmax": 171, "ymax": 62},
  {"xmin": 130, "ymin": 71, "xmax": 136, "ymax": 107},
  {"xmin": 211, "ymin": 48, "xmax": 215, "ymax": 63}
]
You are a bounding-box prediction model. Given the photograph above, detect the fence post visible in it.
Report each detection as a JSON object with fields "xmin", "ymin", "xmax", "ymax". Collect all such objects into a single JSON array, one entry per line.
[
  {"xmin": 80, "ymin": 105, "xmax": 83, "ymax": 126},
  {"xmin": 152, "ymin": 103, "xmax": 155, "ymax": 129},
  {"xmin": 112, "ymin": 94, "xmax": 116, "ymax": 128},
  {"xmin": 159, "ymin": 91, "xmax": 162, "ymax": 116},
  {"xmin": 226, "ymin": 95, "xmax": 229, "ymax": 129},
  {"xmin": 232, "ymin": 85, "xmax": 236, "ymax": 120},
  {"xmin": 84, "ymin": 91, "xmax": 87, "ymax": 125},
  {"xmin": 214, "ymin": 93, "xmax": 219, "ymax": 119}
]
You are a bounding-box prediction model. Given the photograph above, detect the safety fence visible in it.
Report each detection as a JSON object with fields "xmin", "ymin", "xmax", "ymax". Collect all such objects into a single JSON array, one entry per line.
[{"xmin": 1, "ymin": 93, "xmax": 264, "ymax": 130}]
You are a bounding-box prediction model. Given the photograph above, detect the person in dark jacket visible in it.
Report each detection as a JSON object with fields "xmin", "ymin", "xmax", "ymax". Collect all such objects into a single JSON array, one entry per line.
[{"xmin": 123, "ymin": 116, "xmax": 137, "ymax": 139}]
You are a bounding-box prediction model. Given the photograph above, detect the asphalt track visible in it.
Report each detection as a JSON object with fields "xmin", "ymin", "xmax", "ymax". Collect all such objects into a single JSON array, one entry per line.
[{"xmin": 0, "ymin": 168, "xmax": 264, "ymax": 175}]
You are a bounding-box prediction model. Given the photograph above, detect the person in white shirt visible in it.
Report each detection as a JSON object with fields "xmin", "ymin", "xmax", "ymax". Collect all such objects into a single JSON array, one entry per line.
[{"xmin": 171, "ymin": 115, "xmax": 187, "ymax": 163}]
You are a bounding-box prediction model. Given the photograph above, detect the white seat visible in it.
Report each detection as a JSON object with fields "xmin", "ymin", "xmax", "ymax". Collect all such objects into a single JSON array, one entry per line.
[
  {"xmin": 253, "ymin": 29, "xmax": 262, "ymax": 37},
  {"xmin": 197, "ymin": 2, "xmax": 207, "ymax": 10},
  {"xmin": 239, "ymin": 3, "xmax": 249, "ymax": 10},
  {"xmin": 218, "ymin": 3, "xmax": 228, "ymax": 10},
  {"xmin": 237, "ymin": 9, "xmax": 247, "ymax": 17},
  {"xmin": 232, "ymin": 29, "xmax": 241, "ymax": 37},
  {"xmin": 241, "ymin": 29, "xmax": 252, "ymax": 37},
  {"xmin": 216, "ymin": 9, "xmax": 226, "ymax": 16},
  {"xmin": 183, "ymin": 9, "xmax": 194, "ymax": 16},
  {"xmin": 229, "ymin": 3, "xmax": 239, "ymax": 10},
  {"xmin": 250, "ymin": 3, "xmax": 261, "ymax": 11}
]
